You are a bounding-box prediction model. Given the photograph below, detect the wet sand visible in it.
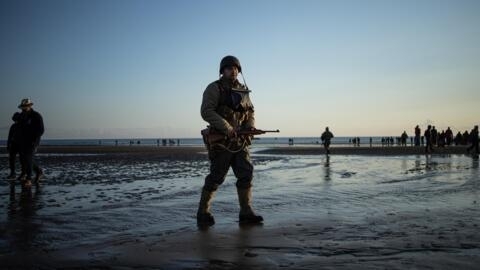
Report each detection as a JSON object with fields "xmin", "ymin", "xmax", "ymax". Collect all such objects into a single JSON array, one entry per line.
[
  {"xmin": 1, "ymin": 145, "xmax": 479, "ymax": 269},
  {"xmin": 256, "ymin": 145, "xmax": 470, "ymax": 156},
  {"xmin": 1, "ymin": 144, "xmax": 471, "ymax": 156}
]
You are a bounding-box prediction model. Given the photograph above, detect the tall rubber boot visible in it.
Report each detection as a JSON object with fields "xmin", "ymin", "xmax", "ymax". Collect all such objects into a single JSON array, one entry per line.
[
  {"xmin": 237, "ymin": 187, "xmax": 263, "ymax": 224},
  {"xmin": 196, "ymin": 188, "xmax": 215, "ymax": 226}
]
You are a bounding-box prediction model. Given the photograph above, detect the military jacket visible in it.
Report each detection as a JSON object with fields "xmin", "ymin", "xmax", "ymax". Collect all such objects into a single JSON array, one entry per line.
[{"xmin": 201, "ymin": 77, "xmax": 255, "ymax": 135}]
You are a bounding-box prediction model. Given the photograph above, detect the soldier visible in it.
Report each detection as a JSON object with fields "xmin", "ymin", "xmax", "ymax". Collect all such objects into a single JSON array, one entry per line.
[
  {"xmin": 7, "ymin": 112, "xmax": 22, "ymax": 180},
  {"xmin": 17, "ymin": 98, "xmax": 44, "ymax": 188},
  {"xmin": 320, "ymin": 127, "xmax": 334, "ymax": 154},
  {"xmin": 197, "ymin": 55, "xmax": 263, "ymax": 226}
]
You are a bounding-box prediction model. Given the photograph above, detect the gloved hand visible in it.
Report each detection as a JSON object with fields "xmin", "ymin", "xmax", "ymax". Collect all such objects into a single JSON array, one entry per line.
[{"xmin": 227, "ymin": 129, "xmax": 237, "ymax": 139}]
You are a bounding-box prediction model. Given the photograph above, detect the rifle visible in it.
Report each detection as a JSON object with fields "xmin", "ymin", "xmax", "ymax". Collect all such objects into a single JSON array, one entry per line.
[
  {"xmin": 201, "ymin": 127, "xmax": 280, "ymax": 147},
  {"xmin": 236, "ymin": 129, "xmax": 280, "ymax": 136}
]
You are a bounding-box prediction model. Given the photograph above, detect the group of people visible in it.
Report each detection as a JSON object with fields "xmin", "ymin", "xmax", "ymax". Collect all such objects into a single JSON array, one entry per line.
[
  {"xmin": 422, "ymin": 125, "xmax": 479, "ymax": 154},
  {"xmin": 7, "ymin": 99, "xmax": 45, "ymax": 189}
]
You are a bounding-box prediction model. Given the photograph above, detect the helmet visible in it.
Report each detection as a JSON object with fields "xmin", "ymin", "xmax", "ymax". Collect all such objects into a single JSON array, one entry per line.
[{"xmin": 219, "ymin": 55, "xmax": 242, "ymax": 74}]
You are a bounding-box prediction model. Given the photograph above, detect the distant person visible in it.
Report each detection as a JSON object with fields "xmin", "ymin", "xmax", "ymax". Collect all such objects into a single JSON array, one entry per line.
[
  {"xmin": 424, "ymin": 125, "xmax": 433, "ymax": 153},
  {"xmin": 320, "ymin": 127, "xmax": 334, "ymax": 154},
  {"xmin": 414, "ymin": 125, "xmax": 421, "ymax": 146},
  {"xmin": 445, "ymin": 127, "xmax": 453, "ymax": 146},
  {"xmin": 462, "ymin": 130, "xmax": 470, "ymax": 145},
  {"xmin": 454, "ymin": 132, "xmax": 462, "ymax": 146},
  {"xmin": 401, "ymin": 131, "xmax": 408, "ymax": 146},
  {"xmin": 17, "ymin": 98, "xmax": 44, "ymax": 188},
  {"xmin": 197, "ymin": 55, "xmax": 262, "ymax": 226},
  {"xmin": 431, "ymin": 126, "xmax": 438, "ymax": 146},
  {"xmin": 7, "ymin": 112, "xmax": 22, "ymax": 180},
  {"xmin": 467, "ymin": 125, "xmax": 479, "ymax": 154},
  {"xmin": 438, "ymin": 130, "xmax": 446, "ymax": 147}
]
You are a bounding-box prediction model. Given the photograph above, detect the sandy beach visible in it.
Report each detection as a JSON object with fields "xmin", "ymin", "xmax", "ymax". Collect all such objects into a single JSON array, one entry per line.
[{"xmin": 1, "ymin": 145, "xmax": 479, "ymax": 269}]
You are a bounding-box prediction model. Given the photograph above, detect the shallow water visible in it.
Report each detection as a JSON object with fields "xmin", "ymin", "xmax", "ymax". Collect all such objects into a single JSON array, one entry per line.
[{"xmin": 0, "ymin": 153, "xmax": 479, "ymax": 266}]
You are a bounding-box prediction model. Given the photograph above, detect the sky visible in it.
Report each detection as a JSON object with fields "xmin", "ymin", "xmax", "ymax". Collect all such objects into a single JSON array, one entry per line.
[{"xmin": 0, "ymin": 0, "xmax": 479, "ymax": 139}]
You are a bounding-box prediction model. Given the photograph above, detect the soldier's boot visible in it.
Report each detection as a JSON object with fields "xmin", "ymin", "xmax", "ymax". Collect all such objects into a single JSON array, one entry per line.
[
  {"xmin": 237, "ymin": 187, "xmax": 263, "ymax": 224},
  {"xmin": 196, "ymin": 188, "xmax": 215, "ymax": 226}
]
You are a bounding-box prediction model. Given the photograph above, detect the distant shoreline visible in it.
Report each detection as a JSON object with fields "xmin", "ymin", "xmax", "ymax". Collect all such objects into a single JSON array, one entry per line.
[{"xmin": 0, "ymin": 145, "xmax": 473, "ymax": 156}]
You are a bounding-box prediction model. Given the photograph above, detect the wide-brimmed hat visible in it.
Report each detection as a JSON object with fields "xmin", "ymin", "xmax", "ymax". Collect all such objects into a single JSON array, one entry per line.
[{"xmin": 18, "ymin": 98, "xmax": 33, "ymax": 108}]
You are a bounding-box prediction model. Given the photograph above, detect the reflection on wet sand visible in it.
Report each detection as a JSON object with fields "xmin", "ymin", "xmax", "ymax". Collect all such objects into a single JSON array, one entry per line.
[
  {"xmin": 323, "ymin": 155, "xmax": 331, "ymax": 181},
  {"xmin": 7, "ymin": 183, "xmax": 42, "ymax": 253}
]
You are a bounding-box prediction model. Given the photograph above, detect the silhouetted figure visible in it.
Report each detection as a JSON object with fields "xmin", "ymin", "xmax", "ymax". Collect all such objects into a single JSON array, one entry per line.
[
  {"xmin": 320, "ymin": 127, "xmax": 334, "ymax": 155},
  {"xmin": 156, "ymin": 139, "xmax": 160, "ymax": 147},
  {"xmin": 370, "ymin": 137, "xmax": 372, "ymax": 147},
  {"xmin": 7, "ymin": 112, "xmax": 22, "ymax": 180},
  {"xmin": 445, "ymin": 127, "xmax": 453, "ymax": 146},
  {"xmin": 431, "ymin": 126, "xmax": 438, "ymax": 146},
  {"xmin": 414, "ymin": 125, "xmax": 421, "ymax": 146},
  {"xmin": 401, "ymin": 131, "xmax": 408, "ymax": 146},
  {"xmin": 467, "ymin": 125, "xmax": 479, "ymax": 154},
  {"xmin": 454, "ymin": 132, "xmax": 462, "ymax": 146},
  {"xmin": 17, "ymin": 99, "xmax": 44, "ymax": 189},
  {"xmin": 424, "ymin": 125, "xmax": 433, "ymax": 154},
  {"xmin": 462, "ymin": 131, "xmax": 470, "ymax": 145},
  {"xmin": 438, "ymin": 130, "xmax": 446, "ymax": 148}
]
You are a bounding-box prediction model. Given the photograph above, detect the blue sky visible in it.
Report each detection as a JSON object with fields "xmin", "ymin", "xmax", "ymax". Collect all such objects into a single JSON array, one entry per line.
[{"xmin": 1, "ymin": 0, "xmax": 479, "ymax": 139}]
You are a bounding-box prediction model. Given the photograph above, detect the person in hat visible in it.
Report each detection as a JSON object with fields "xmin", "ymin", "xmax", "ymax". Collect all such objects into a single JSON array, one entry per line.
[
  {"xmin": 17, "ymin": 98, "xmax": 44, "ymax": 188},
  {"xmin": 197, "ymin": 55, "xmax": 263, "ymax": 226},
  {"xmin": 7, "ymin": 112, "xmax": 22, "ymax": 180}
]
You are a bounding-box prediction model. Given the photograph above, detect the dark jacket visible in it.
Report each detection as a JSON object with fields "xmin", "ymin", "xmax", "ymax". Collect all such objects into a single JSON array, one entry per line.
[
  {"xmin": 7, "ymin": 122, "xmax": 21, "ymax": 150},
  {"xmin": 19, "ymin": 109, "xmax": 44, "ymax": 147}
]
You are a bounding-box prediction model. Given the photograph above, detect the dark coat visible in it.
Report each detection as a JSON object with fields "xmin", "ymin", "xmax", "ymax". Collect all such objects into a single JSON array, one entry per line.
[
  {"xmin": 19, "ymin": 109, "xmax": 44, "ymax": 147},
  {"xmin": 7, "ymin": 122, "xmax": 21, "ymax": 150}
]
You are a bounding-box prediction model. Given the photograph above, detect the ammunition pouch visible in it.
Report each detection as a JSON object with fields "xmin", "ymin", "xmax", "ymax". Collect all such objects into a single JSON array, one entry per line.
[{"xmin": 201, "ymin": 127, "xmax": 227, "ymax": 150}]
